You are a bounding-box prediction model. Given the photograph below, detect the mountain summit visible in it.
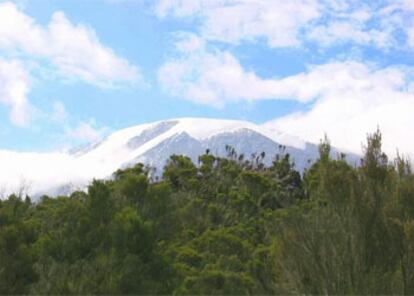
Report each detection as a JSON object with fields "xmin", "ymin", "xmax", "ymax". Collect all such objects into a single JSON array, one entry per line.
[{"xmin": 0, "ymin": 118, "xmax": 357, "ymax": 197}]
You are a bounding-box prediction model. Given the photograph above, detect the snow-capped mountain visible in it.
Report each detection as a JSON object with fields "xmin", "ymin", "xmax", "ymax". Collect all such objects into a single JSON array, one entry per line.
[{"xmin": 0, "ymin": 118, "xmax": 359, "ymax": 197}]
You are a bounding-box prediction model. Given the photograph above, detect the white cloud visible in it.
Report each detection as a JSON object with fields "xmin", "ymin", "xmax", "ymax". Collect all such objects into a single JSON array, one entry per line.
[
  {"xmin": 155, "ymin": 0, "xmax": 320, "ymax": 48},
  {"xmin": 160, "ymin": 34, "xmax": 398, "ymax": 107},
  {"xmin": 408, "ymin": 25, "xmax": 414, "ymax": 47},
  {"xmin": 50, "ymin": 101, "xmax": 68, "ymax": 123},
  {"xmin": 403, "ymin": 0, "xmax": 414, "ymax": 10},
  {"xmin": 305, "ymin": 1, "xmax": 396, "ymax": 48},
  {"xmin": 159, "ymin": 38, "xmax": 301, "ymax": 107},
  {"xmin": 0, "ymin": 2, "xmax": 142, "ymax": 126},
  {"xmin": 46, "ymin": 101, "xmax": 108, "ymax": 148},
  {"xmin": 0, "ymin": 148, "xmax": 104, "ymax": 197},
  {"xmin": 0, "ymin": 58, "xmax": 32, "ymax": 126},
  {"xmin": 0, "ymin": 1, "xmax": 140, "ymax": 87},
  {"xmin": 262, "ymin": 61, "xmax": 414, "ymax": 159},
  {"xmin": 159, "ymin": 33, "xmax": 414, "ymax": 159},
  {"xmin": 173, "ymin": 31, "xmax": 206, "ymax": 52},
  {"xmin": 308, "ymin": 21, "xmax": 393, "ymax": 48},
  {"xmin": 64, "ymin": 120, "xmax": 107, "ymax": 143},
  {"xmin": 154, "ymin": 0, "xmax": 414, "ymax": 50}
]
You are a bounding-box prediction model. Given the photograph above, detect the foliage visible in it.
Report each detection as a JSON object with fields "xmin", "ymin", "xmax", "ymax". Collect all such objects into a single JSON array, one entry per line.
[{"xmin": 1, "ymin": 130, "xmax": 414, "ymax": 294}]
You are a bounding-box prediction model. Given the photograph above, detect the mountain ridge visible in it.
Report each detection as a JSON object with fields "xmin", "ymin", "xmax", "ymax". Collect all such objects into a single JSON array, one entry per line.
[{"xmin": 0, "ymin": 117, "xmax": 359, "ymax": 197}]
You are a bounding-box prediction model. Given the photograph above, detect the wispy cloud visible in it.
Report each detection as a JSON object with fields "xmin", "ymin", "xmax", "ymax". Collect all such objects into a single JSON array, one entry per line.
[
  {"xmin": 0, "ymin": 58, "xmax": 32, "ymax": 126},
  {"xmin": 154, "ymin": 0, "xmax": 414, "ymax": 50},
  {"xmin": 64, "ymin": 120, "xmax": 108, "ymax": 144},
  {"xmin": 0, "ymin": 2, "xmax": 141, "ymax": 87},
  {"xmin": 155, "ymin": 0, "xmax": 320, "ymax": 48},
  {"xmin": 46, "ymin": 101, "xmax": 108, "ymax": 147}
]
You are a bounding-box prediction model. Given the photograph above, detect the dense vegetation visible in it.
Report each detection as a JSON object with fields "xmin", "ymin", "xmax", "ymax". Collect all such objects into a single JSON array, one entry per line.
[{"xmin": 2, "ymin": 130, "xmax": 414, "ymax": 294}]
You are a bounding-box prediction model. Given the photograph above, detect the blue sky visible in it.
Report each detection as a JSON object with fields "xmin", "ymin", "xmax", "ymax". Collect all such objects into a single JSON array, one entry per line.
[{"xmin": 0, "ymin": 0, "xmax": 413, "ymax": 156}]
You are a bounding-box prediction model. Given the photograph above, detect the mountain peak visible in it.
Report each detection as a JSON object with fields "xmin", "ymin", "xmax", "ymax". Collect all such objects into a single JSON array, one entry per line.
[{"xmin": 0, "ymin": 117, "xmax": 339, "ymax": 197}]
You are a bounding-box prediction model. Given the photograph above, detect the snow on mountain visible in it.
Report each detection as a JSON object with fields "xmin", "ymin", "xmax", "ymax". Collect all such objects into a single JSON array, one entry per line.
[{"xmin": 0, "ymin": 118, "xmax": 359, "ymax": 197}]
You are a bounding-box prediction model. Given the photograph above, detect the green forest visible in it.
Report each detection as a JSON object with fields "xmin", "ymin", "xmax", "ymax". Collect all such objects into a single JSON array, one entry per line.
[{"xmin": 2, "ymin": 130, "xmax": 414, "ymax": 295}]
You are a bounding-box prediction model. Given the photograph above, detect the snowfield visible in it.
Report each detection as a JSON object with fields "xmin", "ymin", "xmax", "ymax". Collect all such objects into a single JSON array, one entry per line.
[{"xmin": 0, "ymin": 118, "xmax": 357, "ymax": 197}]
